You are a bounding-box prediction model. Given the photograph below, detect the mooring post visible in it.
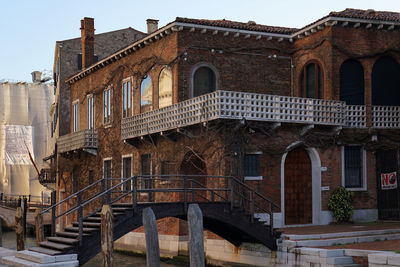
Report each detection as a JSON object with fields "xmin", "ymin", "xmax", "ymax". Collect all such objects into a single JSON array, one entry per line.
[
  {"xmin": 142, "ymin": 207, "xmax": 160, "ymax": 267},
  {"xmin": 35, "ymin": 208, "xmax": 44, "ymax": 245},
  {"xmin": 101, "ymin": 204, "xmax": 114, "ymax": 267},
  {"xmin": 15, "ymin": 207, "xmax": 24, "ymax": 251},
  {"xmin": 23, "ymin": 197, "xmax": 27, "ymax": 238},
  {"xmin": 0, "ymin": 215, "xmax": 2, "ymax": 247},
  {"xmin": 188, "ymin": 204, "xmax": 205, "ymax": 267}
]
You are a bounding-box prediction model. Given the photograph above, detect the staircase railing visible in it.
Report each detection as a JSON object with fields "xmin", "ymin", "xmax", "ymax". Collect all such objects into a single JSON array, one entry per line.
[{"xmin": 41, "ymin": 175, "xmax": 280, "ymax": 245}]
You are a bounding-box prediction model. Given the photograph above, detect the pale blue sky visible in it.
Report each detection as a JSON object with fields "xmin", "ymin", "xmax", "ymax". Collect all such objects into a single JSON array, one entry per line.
[{"xmin": 1, "ymin": 0, "xmax": 399, "ymax": 82}]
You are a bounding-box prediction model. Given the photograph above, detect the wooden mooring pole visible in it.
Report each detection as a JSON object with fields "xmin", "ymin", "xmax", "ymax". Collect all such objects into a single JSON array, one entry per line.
[
  {"xmin": 15, "ymin": 207, "xmax": 24, "ymax": 251},
  {"xmin": 35, "ymin": 208, "xmax": 44, "ymax": 245},
  {"xmin": 142, "ymin": 207, "xmax": 160, "ymax": 267},
  {"xmin": 188, "ymin": 204, "xmax": 205, "ymax": 267},
  {"xmin": 101, "ymin": 204, "xmax": 114, "ymax": 267}
]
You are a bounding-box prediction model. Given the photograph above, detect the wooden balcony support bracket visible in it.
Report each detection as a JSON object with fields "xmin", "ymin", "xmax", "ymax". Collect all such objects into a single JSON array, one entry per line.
[{"xmin": 300, "ymin": 124, "xmax": 314, "ymax": 136}]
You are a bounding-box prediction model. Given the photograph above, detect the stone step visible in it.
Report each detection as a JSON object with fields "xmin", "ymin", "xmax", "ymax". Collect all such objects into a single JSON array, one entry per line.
[
  {"xmin": 283, "ymin": 228, "xmax": 400, "ymax": 240},
  {"xmin": 2, "ymin": 255, "xmax": 37, "ymax": 267},
  {"xmin": 39, "ymin": 241, "xmax": 72, "ymax": 251},
  {"xmin": 15, "ymin": 250, "xmax": 55, "ymax": 264},
  {"xmin": 64, "ymin": 226, "xmax": 99, "ymax": 233},
  {"xmin": 326, "ymin": 256, "xmax": 354, "ymax": 265},
  {"xmin": 47, "ymin": 236, "xmax": 79, "ymax": 245},
  {"xmin": 335, "ymin": 264, "xmax": 363, "ymax": 267},
  {"xmin": 2, "ymin": 255, "xmax": 79, "ymax": 267},
  {"xmin": 94, "ymin": 212, "xmax": 124, "ymax": 217},
  {"xmin": 55, "ymin": 231, "xmax": 89, "ymax": 238},
  {"xmin": 111, "ymin": 207, "xmax": 131, "ymax": 212},
  {"xmin": 28, "ymin": 247, "xmax": 63, "ymax": 256},
  {"xmin": 71, "ymin": 221, "xmax": 101, "ymax": 228}
]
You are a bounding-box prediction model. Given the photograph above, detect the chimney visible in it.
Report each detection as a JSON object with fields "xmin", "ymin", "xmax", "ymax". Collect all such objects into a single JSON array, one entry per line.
[
  {"xmin": 31, "ymin": 71, "xmax": 42, "ymax": 83},
  {"xmin": 146, "ymin": 19, "xmax": 159, "ymax": 34},
  {"xmin": 80, "ymin": 17, "xmax": 95, "ymax": 69}
]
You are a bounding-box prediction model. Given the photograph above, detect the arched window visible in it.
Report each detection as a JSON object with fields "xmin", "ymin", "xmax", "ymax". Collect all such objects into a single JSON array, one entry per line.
[
  {"xmin": 193, "ymin": 66, "xmax": 216, "ymax": 97},
  {"xmin": 300, "ymin": 62, "xmax": 323, "ymax": 99},
  {"xmin": 158, "ymin": 68, "xmax": 173, "ymax": 108},
  {"xmin": 372, "ymin": 56, "xmax": 400, "ymax": 106},
  {"xmin": 340, "ymin": 60, "xmax": 364, "ymax": 105},
  {"xmin": 140, "ymin": 75, "xmax": 153, "ymax": 112}
]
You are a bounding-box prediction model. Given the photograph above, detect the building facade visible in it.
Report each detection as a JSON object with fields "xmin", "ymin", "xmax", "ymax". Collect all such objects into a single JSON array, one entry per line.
[{"xmin": 58, "ymin": 8, "xmax": 400, "ymax": 263}]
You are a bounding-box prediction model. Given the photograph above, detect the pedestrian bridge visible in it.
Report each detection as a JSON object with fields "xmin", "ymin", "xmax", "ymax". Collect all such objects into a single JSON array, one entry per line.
[{"xmin": 32, "ymin": 175, "xmax": 280, "ymax": 265}]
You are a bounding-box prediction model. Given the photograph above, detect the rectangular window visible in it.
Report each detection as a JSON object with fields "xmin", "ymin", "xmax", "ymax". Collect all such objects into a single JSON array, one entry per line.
[
  {"xmin": 342, "ymin": 146, "xmax": 366, "ymax": 190},
  {"xmin": 122, "ymin": 79, "xmax": 132, "ymax": 118},
  {"xmin": 140, "ymin": 154, "xmax": 151, "ymax": 189},
  {"xmin": 72, "ymin": 101, "xmax": 79, "ymax": 132},
  {"xmin": 122, "ymin": 156, "xmax": 132, "ymax": 192},
  {"xmin": 87, "ymin": 95, "xmax": 94, "ymax": 129},
  {"xmin": 244, "ymin": 153, "xmax": 262, "ymax": 180},
  {"xmin": 103, "ymin": 159, "xmax": 112, "ymax": 189},
  {"xmin": 104, "ymin": 88, "xmax": 111, "ymax": 124}
]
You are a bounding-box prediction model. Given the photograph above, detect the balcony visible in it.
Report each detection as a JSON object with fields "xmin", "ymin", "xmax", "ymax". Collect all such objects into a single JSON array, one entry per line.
[
  {"xmin": 57, "ymin": 129, "xmax": 98, "ymax": 154},
  {"xmin": 121, "ymin": 90, "xmax": 400, "ymax": 140}
]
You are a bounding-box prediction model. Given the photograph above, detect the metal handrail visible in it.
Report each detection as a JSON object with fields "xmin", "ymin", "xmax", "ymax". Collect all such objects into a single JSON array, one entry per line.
[{"xmin": 44, "ymin": 174, "xmax": 280, "ymax": 244}]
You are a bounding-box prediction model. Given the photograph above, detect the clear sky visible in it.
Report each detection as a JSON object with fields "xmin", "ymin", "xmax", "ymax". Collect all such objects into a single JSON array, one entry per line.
[{"xmin": 1, "ymin": 0, "xmax": 399, "ymax": 82}]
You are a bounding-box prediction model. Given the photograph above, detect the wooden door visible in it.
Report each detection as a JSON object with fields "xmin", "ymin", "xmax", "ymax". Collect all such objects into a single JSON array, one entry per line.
[
  {"xmin": 284, "ymin": 147, "xmax": 312, "ymax": 225},
  {"xmin": 376, "ymin": 150, "xmax": 400, "ymax": 220}
]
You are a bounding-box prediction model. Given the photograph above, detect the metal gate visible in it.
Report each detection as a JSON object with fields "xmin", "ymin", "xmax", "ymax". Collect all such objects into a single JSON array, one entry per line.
[{"xmin": 376, "ymin": 149, "xmax": 400, "ymax": 220}]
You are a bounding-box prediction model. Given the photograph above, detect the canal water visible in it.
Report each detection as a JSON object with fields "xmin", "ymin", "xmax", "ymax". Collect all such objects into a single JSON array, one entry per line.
[{"xmin": 1, "ymin": 230, "xmax": 182, "ymax": 267}]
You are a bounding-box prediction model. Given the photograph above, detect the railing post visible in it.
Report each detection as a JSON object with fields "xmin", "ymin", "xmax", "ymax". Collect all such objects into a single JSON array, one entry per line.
[
  {"xmin": 230, "ymin": 177, "xmax": 234, "ymax": 211},
  {"xmin": 270, "ymin": 203, "xmax": 274, "ymax": 235},
  {"xmin": 191, "ymin": 180, "xmax": 195, "ymax": 202},
  {"xmin": 250, "ymin": 191, "xmax": 254, "ymax": 223},
  {"xmin": 184, "ymin": 176, "xmax": 188, "ymax": 212},
  {"xmin": 132, "ymin": 177, "xmax": 137, "ymax": 213},
  {"xmin": 51, "ymin": 191, "xmax": 56, "ymax": 237},
  {"xmin": 78, "ymin": 192, "xmax": 83, "ymax": 246},
  {"xmin": 211, "ymin": 190, "xmax": 215, "ymax": 202}
]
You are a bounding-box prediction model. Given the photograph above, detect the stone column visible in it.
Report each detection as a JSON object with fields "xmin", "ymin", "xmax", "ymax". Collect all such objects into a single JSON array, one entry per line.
[
  {"xmin": 35, "ymin": 208, "xmax": 44, "ymax": 245},
  {"xmin": 15, "ymin": 207, "xmax": 24, "ymax": 251},
  {"xmin": 142, "ymin": 207, "xmax": 160, "ymax": 267},
  {"xmin": 188, "ymin": 204, "xmax": 205, "ymax": 267},
  {"xmin": 101, "ymin": 205, "xmax": 114, "ymax": 267}
]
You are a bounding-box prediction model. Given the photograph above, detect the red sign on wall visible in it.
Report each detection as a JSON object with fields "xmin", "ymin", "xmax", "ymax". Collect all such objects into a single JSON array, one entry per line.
[{"xmin": 381, "ymin": 172, "xmax": 398, "ymax": 190}]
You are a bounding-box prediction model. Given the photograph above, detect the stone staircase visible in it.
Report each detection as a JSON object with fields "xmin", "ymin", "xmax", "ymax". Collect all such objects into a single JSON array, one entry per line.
[
  {"xmin": 280, "ymin": 228, "xmax": 400, "ymax": 247},
  {"xmin": 1, "ymin": 250, "xmax": 78, "ymax": 267}
]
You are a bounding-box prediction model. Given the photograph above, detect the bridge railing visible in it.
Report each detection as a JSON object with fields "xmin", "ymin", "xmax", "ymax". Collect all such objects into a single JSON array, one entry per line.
[
  {"xmin": 41, "ymin": 175, "xmax": 280, "ymax": 244},
  {"xmin": 0, "ymin": 193, "xmax": 50, "ymax": 208}
]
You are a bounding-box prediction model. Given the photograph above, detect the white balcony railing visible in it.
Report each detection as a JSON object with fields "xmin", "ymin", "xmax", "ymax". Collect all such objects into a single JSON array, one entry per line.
[
  {"xmin": 121, "ymin": 91, "xmax": 400, "ymax": 140},
  {"xmin": 372, "ymin": 106, "xmax": 400, "ymax": 128},
  {"xmin": 121, "ymin": 90, "xmax": 346, "ymax": 139},
  {"xmin": 57, "ymin": 129, "xmax": 98, "ymax": 154}
]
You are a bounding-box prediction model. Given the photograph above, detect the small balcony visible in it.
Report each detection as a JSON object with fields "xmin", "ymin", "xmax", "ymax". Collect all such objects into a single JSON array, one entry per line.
[
  {"xmin": 121, "ymin": 90, "xmax": 400, "ymax": 140},
  {"xmin": 57, "ymin": 129, "xmax": 98, "ymax": 154}
]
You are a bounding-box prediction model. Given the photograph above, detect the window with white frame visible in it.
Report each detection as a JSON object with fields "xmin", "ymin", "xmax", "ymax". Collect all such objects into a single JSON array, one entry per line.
[
  {"xmin": 244, "ymin": 152, "xmax": 263, "ymax": 181},
  {"xmin": 122, "ymin": 79, "xmax": 132, "ymax": 118},
  {"xmin": 104, "ymin": 88, "xmax": 111, "ymax": 124},
  {"xmin": 342, "ymin": 146, "xmax": 367, "ymax": 190},
  {"xmin": 87, "ymin": 94, "xmax": 94, "ymax": 129},
  {"xmin": 72, "ymin": 100, "xmax": 79, "ymax": 132},
  {"xmin": 122, "ymin": 156, "xmax": 132, "ymax": 192}
]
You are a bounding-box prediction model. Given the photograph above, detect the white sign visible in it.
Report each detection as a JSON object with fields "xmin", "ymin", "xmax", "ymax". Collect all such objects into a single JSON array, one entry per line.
[
  {"xmin": 381, "ymin": 172, "xmax": 397, "ymax": 190},
  {"xmin": 4, "ymin": 125, "xmax": 34, "ymax": 165}
]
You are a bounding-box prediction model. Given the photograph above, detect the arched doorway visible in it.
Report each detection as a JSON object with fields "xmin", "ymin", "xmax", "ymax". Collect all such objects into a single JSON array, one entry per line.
[
  {"xmin": 340, "ymin": 59, "xmax": 365, "ymax": 105},
  {"xmin": 372, "ymin": 56, "xmax": 400, "ymax": 106},
  {"xmin": 284, "ymin": 147, "xmax": 312, "ymax": 225},
  {"xmin": 179, "ymin": 151, "xmax": 207, "ymax": 201}
]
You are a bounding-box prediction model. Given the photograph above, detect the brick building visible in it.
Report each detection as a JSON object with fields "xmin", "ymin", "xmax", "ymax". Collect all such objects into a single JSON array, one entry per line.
[
  {"xmin": 43, "ymin": 18, "xmax": 145, "ymax": 191},
  {"xmin": 57, "ymin": 8, "xmax": 400, "ymax": 262}
]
